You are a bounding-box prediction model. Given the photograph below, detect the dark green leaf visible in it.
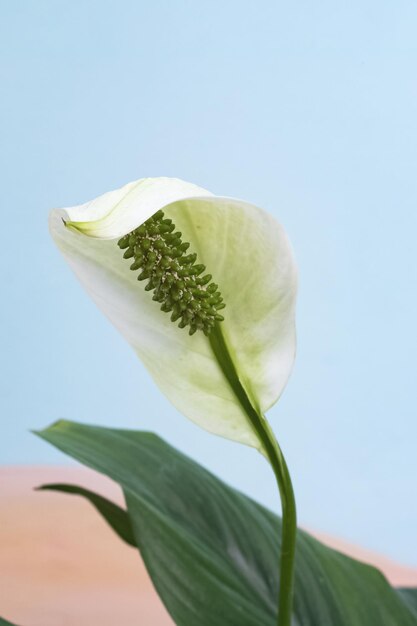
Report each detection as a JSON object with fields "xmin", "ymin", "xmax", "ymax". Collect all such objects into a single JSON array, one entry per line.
[
  {"xmin": 399, "ymin": 589, "xmax": 417, "ymax": 617},
  {"xmin": 0, "ymin": 617, "xmax": 20, "ymax": 626},
  {"xmin": 37, "ymin": 483, "xmax": 135, "ymax": 547},
  {"xmin": 36, "ymin": 420, "xmax": 417, "ymax": 626}
]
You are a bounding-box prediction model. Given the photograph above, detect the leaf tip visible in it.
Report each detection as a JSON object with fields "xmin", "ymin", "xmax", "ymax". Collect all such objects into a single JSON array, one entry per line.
[{"xmin": 31, "ymin": 419, "xmax": 73, "ymax": 439}]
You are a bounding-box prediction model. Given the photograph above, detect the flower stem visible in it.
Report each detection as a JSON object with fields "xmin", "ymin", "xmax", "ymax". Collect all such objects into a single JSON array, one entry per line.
[{"xmin": 209, "ymin": 324, "xmax": 297, "ymax": 626}]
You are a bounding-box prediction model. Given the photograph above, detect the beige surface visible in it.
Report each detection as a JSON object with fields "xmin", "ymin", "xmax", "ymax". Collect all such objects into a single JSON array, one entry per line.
[
  {"xmin": 1, "ymin": 466, "xmax": 416, "ymax": 626},
  {"xmin": 0, "ymin": 467, "xmax": 173, "ymax": 626}
]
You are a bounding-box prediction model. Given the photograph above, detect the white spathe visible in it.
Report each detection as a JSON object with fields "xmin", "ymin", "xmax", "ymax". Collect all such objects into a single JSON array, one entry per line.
[{"xmin": 50, "ymin": 177, "xmax": 297, "ymax": 451}]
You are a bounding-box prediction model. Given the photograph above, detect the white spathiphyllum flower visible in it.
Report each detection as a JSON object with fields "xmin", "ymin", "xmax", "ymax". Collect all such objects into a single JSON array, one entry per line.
[{"xmin": 49, "ymin": 177, "xmax": 297, "ymax": 454}]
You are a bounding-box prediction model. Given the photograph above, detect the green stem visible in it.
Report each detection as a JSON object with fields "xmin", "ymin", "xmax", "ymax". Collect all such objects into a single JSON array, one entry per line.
[{"xmin": 209, "ymin": 324, "xmax": 297, "ymax": 626}]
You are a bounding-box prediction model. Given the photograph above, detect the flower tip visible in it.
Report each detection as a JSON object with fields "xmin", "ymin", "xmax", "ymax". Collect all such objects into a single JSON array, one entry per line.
[{"xmin": 63, "ymin": 219, "xmax": 85, "ymax": 235}]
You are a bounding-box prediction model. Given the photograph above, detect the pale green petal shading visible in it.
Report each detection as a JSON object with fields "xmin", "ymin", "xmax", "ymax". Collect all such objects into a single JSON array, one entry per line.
[
  {"xmin": 50, "ymin": 177, "xmax": 297, "ymax": 451},
  {"xmin": 64, "ymin": 177, "xmax": 212, "ymax": 239}
]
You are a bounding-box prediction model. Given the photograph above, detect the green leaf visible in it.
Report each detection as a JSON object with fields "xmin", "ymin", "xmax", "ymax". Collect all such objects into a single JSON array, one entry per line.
[
  {"xmin": 0, "ymin": 617, "xmax": 20, "ymax": 626},
  {"xmin": 399, "ymin": 589, "xmax": 417, "ymax": 617},
  {"xmin": 36, "ymin": 420, "xmax": 417, "ymax": 626},
  {"xmin": 36, "ymin": 483, "xmax": 136, "ymax": 547}
]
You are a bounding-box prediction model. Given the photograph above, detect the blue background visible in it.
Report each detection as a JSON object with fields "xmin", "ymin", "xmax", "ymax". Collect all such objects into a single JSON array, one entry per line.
[{"xmin": 1, "ymin": 1, "xmax": 416, "ymax": 565}]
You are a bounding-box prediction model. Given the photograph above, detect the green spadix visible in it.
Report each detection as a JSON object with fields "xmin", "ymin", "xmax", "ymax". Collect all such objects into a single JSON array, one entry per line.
[{"xmin": 118, "ymin": 209, "xmax": 225, "ymax": 336}]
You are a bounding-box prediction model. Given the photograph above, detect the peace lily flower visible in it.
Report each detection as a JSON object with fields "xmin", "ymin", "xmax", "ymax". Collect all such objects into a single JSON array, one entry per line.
[
  {"xmin": 49, "ymin": 176, "xmax": 298, "ymax": 626},
  {"xmin": 49, "ymin": 177, "xmax": 297, "ymax": 452}
]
